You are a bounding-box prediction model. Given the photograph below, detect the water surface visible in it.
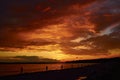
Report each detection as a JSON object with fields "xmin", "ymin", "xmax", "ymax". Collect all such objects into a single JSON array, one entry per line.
[{"xmin": 0, "ymin": 63, "xmax": 96, "ymax": 76}]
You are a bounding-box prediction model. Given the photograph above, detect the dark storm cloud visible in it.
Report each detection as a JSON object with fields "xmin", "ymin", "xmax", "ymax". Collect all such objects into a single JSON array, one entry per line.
[
  {"xmin": 61, "ymin": 24, "xmax": 120, "ymax": 55},
  {"xmin": 0, "ymin": 0, "xmax": 96, "ymax": 49},
  {"xmin": 88, "ymin": 0, "xmax": 120, "ymax": 32},
  {"xmin": 62, "ymin": 0, "xmax": 120, "ymax": 55},
  {"xmin": 0, "ymin": 0, "xmax": 120, "ymax": 57},
  {"xmin": 0, "ymin": 0, "xmax": 119, "ymax": 32},
  {"xmin": 79, "ymin": 25, "xmax": 120, "ymax": 54},
  {"xmin": 28, "ymin": 38, "xmax": 56, "ymax": 46},
  {"xmin": 0, "ymin": 38, "xmax": 56, "ymax": 50},
  {"xmin": 0, "ymin": 0, "xmax": 95, "ymax": 31}
]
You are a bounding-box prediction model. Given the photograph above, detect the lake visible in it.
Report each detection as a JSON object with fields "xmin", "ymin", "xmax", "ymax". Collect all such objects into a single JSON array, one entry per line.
[{"xmin": 0, "ymin": 63, "xmax": 97, "ymax": 76}]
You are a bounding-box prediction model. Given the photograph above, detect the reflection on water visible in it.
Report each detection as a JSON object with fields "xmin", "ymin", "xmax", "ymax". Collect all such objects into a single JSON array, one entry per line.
[
  {"xmin": 76, "ymin": 76, "xmax": 87, "ymax": 80},
  {"xmin": 0, "ymin": 63, "xmax": 97, "ymax": 76}
]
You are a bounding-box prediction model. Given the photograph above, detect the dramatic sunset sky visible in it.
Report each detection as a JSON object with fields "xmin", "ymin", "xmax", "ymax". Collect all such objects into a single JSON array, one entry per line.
[{"xmin": 0, "ymin": 0, "xmax": 120, "ymax": 62}]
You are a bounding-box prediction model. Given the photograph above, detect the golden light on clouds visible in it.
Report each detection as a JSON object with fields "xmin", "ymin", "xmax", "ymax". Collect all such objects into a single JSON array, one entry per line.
[
  {"xmin": 71, "ymin": 37, "xmax": 85, "ymax": 43},
  {"xmin": 18, "ymin": 50, "xmax": 69, "ymax": 61},
  {"xmin": 19, "ymin": 24, "xmax": 73, "ymax": 41},
  {"xmin": 108, "ymin": 49, "xmax": 120, "ymax": 56},
  {"xmin": 0, "ymin": 0, "xmax": 120, "ymax": 62},
  {"xmin": 13, "ymin": 44, "xmax": 71, "ymax": 61},
  {"xmin": 72, "ymin": 46, "xmax": 91, "ymax": 50}
]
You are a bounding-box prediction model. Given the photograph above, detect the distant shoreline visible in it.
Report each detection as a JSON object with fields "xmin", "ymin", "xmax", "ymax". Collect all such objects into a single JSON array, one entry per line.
[{"xmin": 0, "ymin": 57, "xmax": 120, "ymax": 64}]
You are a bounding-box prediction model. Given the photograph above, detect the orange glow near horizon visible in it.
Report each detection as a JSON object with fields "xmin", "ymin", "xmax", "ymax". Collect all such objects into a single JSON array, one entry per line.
[{"xmin": 0, "ymin": 0, "xmax": 120, "ymax": 62}]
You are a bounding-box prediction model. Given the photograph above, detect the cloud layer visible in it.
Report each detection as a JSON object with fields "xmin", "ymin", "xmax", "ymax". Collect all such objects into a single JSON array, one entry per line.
[{"xmin": 0, "ymin": 0, "xmax": 120, "ymax": 60}]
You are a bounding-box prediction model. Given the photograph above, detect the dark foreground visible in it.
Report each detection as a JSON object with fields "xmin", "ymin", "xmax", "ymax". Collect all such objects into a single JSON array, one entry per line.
[{"xmin": 0, "ymin": 61, "xmax": 120, "ymax": 80}]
